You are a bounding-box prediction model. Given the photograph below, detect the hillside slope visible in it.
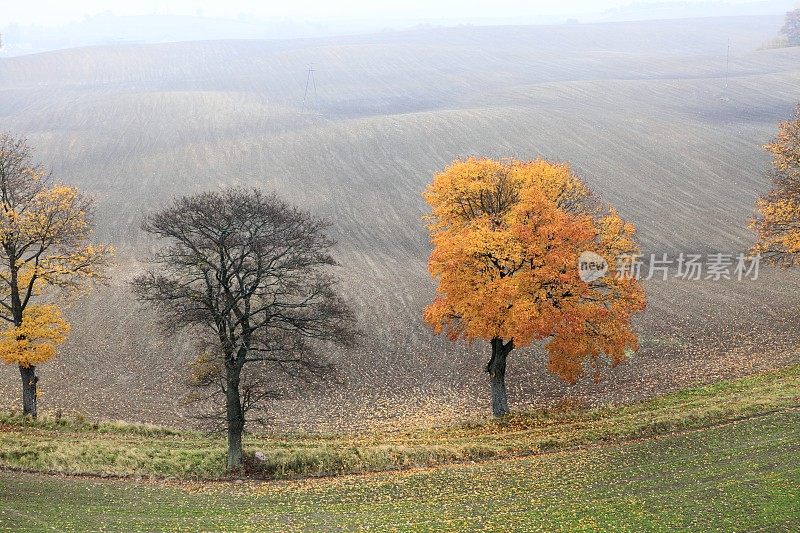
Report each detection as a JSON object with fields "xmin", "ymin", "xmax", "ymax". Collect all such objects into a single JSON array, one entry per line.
[{"xmin": 0, "ymin": 16, "xmax": 798, "ymax": 428}]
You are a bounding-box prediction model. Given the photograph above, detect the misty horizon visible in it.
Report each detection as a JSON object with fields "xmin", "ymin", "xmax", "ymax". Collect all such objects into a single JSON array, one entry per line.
[{"xmin": 1, "ymin": 0, "xmax": 797, "ymax": 56}]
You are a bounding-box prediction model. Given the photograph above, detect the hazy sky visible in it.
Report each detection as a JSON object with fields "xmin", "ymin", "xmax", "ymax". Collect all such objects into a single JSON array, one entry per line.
[{"xmin": 2, "ymin": 0, "xmax": 761, "ymax": 27}]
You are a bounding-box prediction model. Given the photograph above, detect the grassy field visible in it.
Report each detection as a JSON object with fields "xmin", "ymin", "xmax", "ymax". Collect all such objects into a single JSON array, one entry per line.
[
  {"xmin": 1, "ymin": 409, "xmax": 797, "ymax": 531},
  {"xmin": 0, "ymin": 364, "xmax": 797, "ymax": 481}
]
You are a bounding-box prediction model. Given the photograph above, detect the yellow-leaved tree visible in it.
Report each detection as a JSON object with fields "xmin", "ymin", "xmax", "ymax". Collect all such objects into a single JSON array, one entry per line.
[
  {"xmin": 423, "ymin": 157, "xmax": 646, "ymax": 416},
  {"xmin": 0, "ymin": 133, "xmax": 114, "ymax": 417},
  {"xmin": 751, "ymin": 104, "xmax": 800, "ymax": 264}
]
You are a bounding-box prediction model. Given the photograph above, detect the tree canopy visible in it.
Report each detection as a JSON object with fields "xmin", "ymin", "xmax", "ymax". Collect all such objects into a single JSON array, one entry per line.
[
  {"xmin": 782, "ymin": 9, "xmax": 800, "ymax": 46},
  {"xmin": 751, "ymin": 104, "xmax": 800, "ymax": 265},
  {"xmin": 0, "ymin": 133, "xmax": 113, "ymax": 417},
  {"xmin": 423, "ymin": 157, "xmax": 645, "ymax": 414},
  {"xmin": 133, "ymin": 188, "xmax": 356, "ymax": 470}
]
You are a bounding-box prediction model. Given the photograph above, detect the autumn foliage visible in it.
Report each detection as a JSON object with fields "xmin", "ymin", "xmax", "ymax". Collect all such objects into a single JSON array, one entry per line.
[
  {"xmin": 0, "ymin": 133, "xmax": 113, "ymax": 417},
  {"xmin": 423, "ymin": 157, "xmax": 645, "ymax": 414},
  {"xmin": 751, "ymin": 104, "xmax": 800, "ymax": 265},
  {"xmin": 0, "ymin": 304, "xmax": 70, "ymax": 366}
]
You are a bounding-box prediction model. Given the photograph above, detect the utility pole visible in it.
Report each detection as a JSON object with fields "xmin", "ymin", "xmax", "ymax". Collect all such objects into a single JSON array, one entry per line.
[
  {"xmin": 302, "ymin": 63, "xmax": 317, "ymax": 111},
  {"xmin": 724, "ymin": 38, "xmax": 730, "ymax": 90}
]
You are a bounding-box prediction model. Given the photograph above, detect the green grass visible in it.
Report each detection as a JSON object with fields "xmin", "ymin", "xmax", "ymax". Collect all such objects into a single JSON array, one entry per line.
[
  {"xmin": 0, "ymin": 364, "xmax": 798, "ymax": 481},
  {"xmin": 1, "ymin": 409, "xmax": 797, "ymax": 532}
]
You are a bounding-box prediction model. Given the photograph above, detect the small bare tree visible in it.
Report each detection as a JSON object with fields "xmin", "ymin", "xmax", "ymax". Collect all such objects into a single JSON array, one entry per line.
[{"xmin": 132, "ymin": 188, "xmax": 356, "ymax": 471}]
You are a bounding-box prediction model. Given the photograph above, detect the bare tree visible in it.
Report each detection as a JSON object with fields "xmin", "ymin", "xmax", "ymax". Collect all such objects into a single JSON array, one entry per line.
[
  {"xmin": 184, "ymin": 331, "xmax": 335, "ymax": 432},
  {"xmin": 132, "ymin": 188, "xmax": 355, "ymax": 471}
]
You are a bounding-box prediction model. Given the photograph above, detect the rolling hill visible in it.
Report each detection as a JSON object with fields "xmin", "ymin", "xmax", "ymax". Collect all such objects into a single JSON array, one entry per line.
[{"xmin": 0, "ymin": 15, "xmax": 798, "ymax": 430}]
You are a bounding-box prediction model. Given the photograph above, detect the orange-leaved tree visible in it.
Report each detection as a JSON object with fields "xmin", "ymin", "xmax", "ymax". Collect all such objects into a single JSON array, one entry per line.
[
  {"xmin": 423, "ymin": 157, "xmax": 646, "ymax": 416},
  {"xmin": 751, "ymin": 104, "xmax": 800, "ymax": 265},
  {"xmin": 0, "ymin": 133, "xmax": 114, "ymax": 417}
]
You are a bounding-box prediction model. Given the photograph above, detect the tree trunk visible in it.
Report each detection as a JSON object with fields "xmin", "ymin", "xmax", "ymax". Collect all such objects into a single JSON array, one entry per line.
[
  {"xmin": 19, "ymin": 365, "xmax": 38, "ymax": 418},
  {"xmin": 486, "ymin": 338, "xmax": 513, "ymax": 417},
  {"xmin": 225, "ymin": 365, "xmax": 245, "ymax": 472}
]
